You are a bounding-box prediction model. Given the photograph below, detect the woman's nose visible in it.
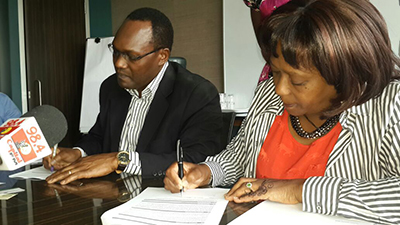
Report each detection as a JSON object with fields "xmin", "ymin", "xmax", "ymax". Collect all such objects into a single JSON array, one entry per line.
[{"xmin": 274, "ymin": 75, "xmax": 291, "ymax": 97}]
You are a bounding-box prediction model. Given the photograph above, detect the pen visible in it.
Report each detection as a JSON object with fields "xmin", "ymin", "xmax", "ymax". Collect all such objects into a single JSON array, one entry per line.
[
  {"xmin": 177, "ymin": 140, "xmax": 184, "ymax": 196},
  {"xmin": 53, "ymin": 189, "xmax": 63, "ymax": 207},
  {"xmin": 50, "ymin": 143, "xmax": 58, "ymax": 172}
]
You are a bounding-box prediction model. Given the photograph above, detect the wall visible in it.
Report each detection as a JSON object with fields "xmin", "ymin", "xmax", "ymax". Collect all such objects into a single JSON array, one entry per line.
[
  {"xmin": 89, "ymin": 0, "xmax": 112, "ymax": 38},
  {"xmin": 110, "ymin": 0, "xmax": 223, "ymax": 91},
  {"xmin": 3, "ymin": 0, "xmax": 399, "ymax": 112},
  {"xmin": 370, "ymin": 0, "xmax": 400, "ymax": 56},
  {"xmin": 223, "ymin": 0, "xmax": 264, "ymax": 110},
  {"xmin": 8, "ymin": 0, "xmax": 22, "ymax": 110},
  {"xmin": 0, "ymin": 0, "xmax": 11, "ymax": 95},
  {"xmin": 223, "ymin": 0, "xmax": 400, "ymax": 110},
  {"xmin": 0, "ymin": 0, "xmax": 22, "ymax": 110},
  {"xmin": 0, "ymin": 0, "xmax": 112, "ymax": 111}
]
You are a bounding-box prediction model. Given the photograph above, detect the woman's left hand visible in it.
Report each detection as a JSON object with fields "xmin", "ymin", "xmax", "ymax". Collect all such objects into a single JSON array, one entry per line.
[{"xmin": 224, "ymin": 177, "xmax": 306, "ymax": 204}]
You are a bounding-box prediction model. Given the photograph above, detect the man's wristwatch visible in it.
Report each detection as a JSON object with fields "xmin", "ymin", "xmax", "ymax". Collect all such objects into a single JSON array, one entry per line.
[{"xmin": 116, "ymin": 151, "xmax": 130, "ymax": 174}]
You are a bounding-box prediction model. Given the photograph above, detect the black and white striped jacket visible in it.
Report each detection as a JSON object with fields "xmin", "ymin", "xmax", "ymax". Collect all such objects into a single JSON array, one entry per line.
[{"xmin": 205, "ymin": 78, "xmax": 400, "ymax": 224}]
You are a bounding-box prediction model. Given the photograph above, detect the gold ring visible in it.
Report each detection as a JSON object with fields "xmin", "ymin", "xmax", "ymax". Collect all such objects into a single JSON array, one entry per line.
[{"xmin": 68, "ymin": 170, "xmax": 72, "ymax": 175}]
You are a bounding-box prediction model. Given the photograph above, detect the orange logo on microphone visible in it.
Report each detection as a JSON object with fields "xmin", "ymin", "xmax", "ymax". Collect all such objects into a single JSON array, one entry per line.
[{"xmin": 11, "ymin": 129, "xmax": 37, "ymax": 162}]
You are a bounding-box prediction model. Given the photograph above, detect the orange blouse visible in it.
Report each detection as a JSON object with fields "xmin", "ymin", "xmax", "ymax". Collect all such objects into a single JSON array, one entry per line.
[{"xmin": 256, "ymin": 110, "xmax": 342, "ymax": 179}]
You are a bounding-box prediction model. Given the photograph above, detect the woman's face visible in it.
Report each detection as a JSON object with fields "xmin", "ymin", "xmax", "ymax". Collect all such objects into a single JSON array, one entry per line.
[{"xmin": 270, "ymin": 46, "xmax": 337, "ymax": 117}]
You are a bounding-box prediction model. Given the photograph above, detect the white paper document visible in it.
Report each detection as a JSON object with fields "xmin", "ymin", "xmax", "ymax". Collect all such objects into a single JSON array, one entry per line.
[
  {"xmin": 228, "ymin": 200, "xmax": 371, "ymax": 225},
  {"xmin": 0, "ymin": 187, "xmax": 25, "ymax": 195},
  {"xmin": 9, "ymin": 166, "xmax": 53, "ymax": 180},
  {"xmin": 101, "ymin": 187, "xmax": 229, "ymax": 225}
]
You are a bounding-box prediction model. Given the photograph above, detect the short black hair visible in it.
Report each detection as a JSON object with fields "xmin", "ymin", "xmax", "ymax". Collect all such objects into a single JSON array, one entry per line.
[
  {"xmin": 259, "ymin": 0, "xmax": 400, "ymax": 117},
  {"xmin": 126, "ymin": 7, "xmax": 174, "ymax": 51}
]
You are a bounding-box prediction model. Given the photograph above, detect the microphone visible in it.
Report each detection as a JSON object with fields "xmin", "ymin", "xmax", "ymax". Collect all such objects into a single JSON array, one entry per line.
[
  {"xmin": 21, "ymin": 105, "xmax": 68, "ymax": 147},
  {"xmin": 0, "ymin": 105, "xmax": 68, "ymax": 170}
]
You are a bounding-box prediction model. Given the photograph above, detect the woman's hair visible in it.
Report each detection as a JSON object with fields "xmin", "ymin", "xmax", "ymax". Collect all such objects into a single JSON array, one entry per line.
[
  {"xmin": 126, "ymin": 8, "xmax": 174, "ymax": 51},
  {"xmin": 259, "ymin": 0, "xmax": 400, "ymax": 117}
]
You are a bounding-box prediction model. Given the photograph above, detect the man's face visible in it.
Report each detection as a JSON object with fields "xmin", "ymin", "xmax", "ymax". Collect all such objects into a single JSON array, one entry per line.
[{"xmin": 112, "ymin": 20, "xmax": 166, "ymax": 92}]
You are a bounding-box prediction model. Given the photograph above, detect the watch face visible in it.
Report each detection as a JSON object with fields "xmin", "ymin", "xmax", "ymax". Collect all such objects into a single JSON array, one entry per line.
[
  {"xmin": 118, "ymin": 191, "xmax": 131, "ymax": 202},
  {"xmin": 118, "ymin": 152, "xmax": 129, "ymax": 163}
]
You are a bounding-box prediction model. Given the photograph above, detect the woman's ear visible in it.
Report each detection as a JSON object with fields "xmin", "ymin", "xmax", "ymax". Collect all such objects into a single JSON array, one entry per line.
[{"xmin": 158, "ymin": 48, "xmax": 170, "ymax": 66}]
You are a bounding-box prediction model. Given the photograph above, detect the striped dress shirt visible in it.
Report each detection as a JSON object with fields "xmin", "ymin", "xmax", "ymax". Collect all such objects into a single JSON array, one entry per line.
[
  {"xmin": 205, "ymin": 78, "xmax": 400, "ymax": 224},
  {"xmin": 118, "ymin": 62, "xmax": 169, "ymax": 175}
]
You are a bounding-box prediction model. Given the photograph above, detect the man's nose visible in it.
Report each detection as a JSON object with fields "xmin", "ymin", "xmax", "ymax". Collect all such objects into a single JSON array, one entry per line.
[{"xmin": 113, "ymin": 55, "xmax": 128, "ymax": 69}]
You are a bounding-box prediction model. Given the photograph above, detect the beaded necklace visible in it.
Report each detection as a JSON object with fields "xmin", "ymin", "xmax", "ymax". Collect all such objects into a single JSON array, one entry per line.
[{"xmin": 290, "ymin": 114, "xmax": 340, "ymax": 139}]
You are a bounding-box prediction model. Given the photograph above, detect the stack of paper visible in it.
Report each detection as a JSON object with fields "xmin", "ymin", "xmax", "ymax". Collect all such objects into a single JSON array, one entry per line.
[
  {"xmin": 0, "ymin": 187, "xmax": 24, "ymax": 200},
  {"xmin": 101, "ymin": 187, "xmax": 229, "ymax": 225},
  {"xmin": 228, "ymin": 200, "xmax": 371, "ymax": 224}
]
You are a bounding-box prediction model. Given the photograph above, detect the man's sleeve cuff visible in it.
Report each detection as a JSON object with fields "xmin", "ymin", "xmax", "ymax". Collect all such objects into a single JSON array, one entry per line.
[
  {"xmin": 124, "ymin": 151, "xmax": 142, "ymax": 175},
  {"xmin": 302, "ymin": 176, "xmax": 343, "ymax": 216},
  {"xmin": 72, "ymin": 147, "xmax": 87, "ymax": 157},
  {"xmin": 120, "ymin": 173, "xmax": 142, "ymax": 198}
]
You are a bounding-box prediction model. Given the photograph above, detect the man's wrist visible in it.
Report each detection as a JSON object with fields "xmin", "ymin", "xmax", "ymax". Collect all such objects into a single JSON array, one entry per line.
[
  {"xmin": 199, "ymin": 164, "xmax": 212, "ymax": 187},
  {"xmin": 72, "ymin": 147, "xmax": 86, "ymax": 157},
  {"xmin": 113, "ymin": 152, "xmax": 119, "ymax": 171}
]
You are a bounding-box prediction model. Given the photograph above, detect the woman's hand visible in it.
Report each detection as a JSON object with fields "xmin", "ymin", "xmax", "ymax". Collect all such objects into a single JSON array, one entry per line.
[
  {"xmin": 164, "ymin": 162, "xmax": 212, "ymax": 193},
  {"xmin": 225, "ymin": 177, "xmax": 305, "ymax": 204},
  {"xmin": 42, "ymin": 147, "xmax": 82, "ymax": 171}
]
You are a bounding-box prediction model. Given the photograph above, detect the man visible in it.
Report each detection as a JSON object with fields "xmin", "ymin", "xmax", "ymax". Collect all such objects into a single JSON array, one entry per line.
[
  {"xmin": 0, "ymin": 93, "xmax": 21, "ymax": 125},
  {"xmin": 44, "ymin": 8, "xmax": 222, "ymax": 185},
  {"xmin": 0, "ymin": 92, "xmax": 23, "ymax": 186}
]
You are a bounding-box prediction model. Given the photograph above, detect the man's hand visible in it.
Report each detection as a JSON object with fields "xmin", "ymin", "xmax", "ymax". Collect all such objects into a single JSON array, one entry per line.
[
  {"xmin": 164, "ymin": 162, "xmax": 211, "ymax": 193},
  {"xmin": 46, "ymin": 180, "xmax": 119, "ymax": 199},
  {"xmin": 224, "ymin": 178, "xmax": 305, "ymax": 204},
  {"xmin": 46, "ymin": 152, "xmax": 118, "ymax": 185},
  {"xmin": 43, "ymin": 147, "xmax": 82, "ymax": 171}
]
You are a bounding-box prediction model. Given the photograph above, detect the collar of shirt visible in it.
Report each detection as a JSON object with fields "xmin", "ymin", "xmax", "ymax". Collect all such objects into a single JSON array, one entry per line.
[{"xmin": 126, "ymin": 61, "xmax": 169, "ymax": 99}]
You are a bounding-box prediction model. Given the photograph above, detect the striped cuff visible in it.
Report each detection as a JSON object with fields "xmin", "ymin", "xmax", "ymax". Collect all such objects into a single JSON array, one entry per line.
[
  {"xmin": 303, "ymin": 176, "xmax": 343, "ymax": 216},
  {"xmin": 120, "ymin": 173, "xmax": 142, "ymax": 198},
  {"xmin": 202, "ymin": 161, "xmax": 225, "ymax": 187},
  {"xmin": 124, "ymin": 151, "xmax": 142, "ymax": 175}
]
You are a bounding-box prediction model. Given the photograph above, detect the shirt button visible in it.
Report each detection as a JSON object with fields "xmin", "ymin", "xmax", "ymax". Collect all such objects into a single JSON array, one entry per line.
[{"xmin": 317, "ymin": 203, "xmax": 322, "ymax": 213}]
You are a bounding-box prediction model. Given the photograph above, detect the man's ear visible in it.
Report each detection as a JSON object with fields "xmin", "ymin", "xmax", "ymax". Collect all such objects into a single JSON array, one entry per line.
[{"xmin": 158, "ymin": 48, "xmax": 170, "ymax": 66}]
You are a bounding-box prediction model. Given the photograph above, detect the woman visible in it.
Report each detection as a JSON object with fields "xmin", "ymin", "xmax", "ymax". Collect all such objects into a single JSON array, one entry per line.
[
  {"xmin": 243, "ymin": 0, "xmax": 290, "ymax": 83},
  {"xmin": 164, "ymin": 0, "xmax": 400, "ymax": 223}
]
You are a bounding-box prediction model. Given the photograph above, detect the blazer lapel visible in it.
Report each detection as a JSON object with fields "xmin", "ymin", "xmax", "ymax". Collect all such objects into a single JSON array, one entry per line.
[
  {"xmin": 325, "ymin": 111, "xmax": 357, "ymax": 171},
  {"xmin": 110, "ymin": 88, "xmax": 132, "ymax": 149},
  {"xmin": 136, "ymin": 64, "xmax": 175, "ymax": 152}
]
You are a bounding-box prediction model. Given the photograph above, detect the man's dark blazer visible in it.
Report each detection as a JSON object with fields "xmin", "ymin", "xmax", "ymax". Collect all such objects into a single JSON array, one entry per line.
[{"xmin": 76, "ymin": 62, "xmax": 222, "ymax": 177}]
